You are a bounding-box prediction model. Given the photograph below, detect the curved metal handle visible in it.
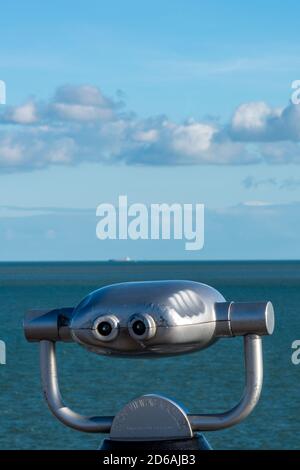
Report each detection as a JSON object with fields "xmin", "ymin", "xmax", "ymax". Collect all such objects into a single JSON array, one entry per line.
[
  {"xmin": 188, "ymin": 334, "xmax": 263, "ymax": 431},
  {"xmin": 40, "ymin": 335, "xmax": 263, "ymax": 434},
  {"xmin": 40, "ymin": 340, "xmax": 113, "ymax": 433}
]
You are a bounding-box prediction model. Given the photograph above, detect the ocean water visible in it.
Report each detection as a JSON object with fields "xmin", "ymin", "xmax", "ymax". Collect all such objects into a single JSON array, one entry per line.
[{"xmin": 0, "ymin": 261, "xmax": 299, "ymax": 450}]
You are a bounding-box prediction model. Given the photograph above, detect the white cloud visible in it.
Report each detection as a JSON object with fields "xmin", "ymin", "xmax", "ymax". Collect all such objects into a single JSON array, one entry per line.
[
  {"xmin": 230, "ymin": 101, "xmax": 300, "ymax": 142},
  {"xmin": 0, "ymin": 136, "xmax": 23, "ymax": 164},
  {"xmin": 134, "ymin": 129, "xmax": 159, "ymax": 143},
  {"xmin": 170, "ymin": 121, "xmax": 215, "ymax": 155},
  {"xmin": 231, "ymin": 102, "xmax": 279, "ymax": 138},
  {"xmin": 1, "ymin": 83, "xmax": 300, "ymax": 172},
  {"xmin": 51, "ymin": 102, "xmax": 114, "ymax": 122},
  {"xmin": 49, "ymin": 85, "xmax": 117, "ymax": 122},
  {"xmin": 4, "ymin": 101, "xmax": 38, "ymax": 124},
  {"xmin": 243, "ymin": 200, "xmax": 273, "ymax": 207},
  {"xmin": 54, "ymin": 85, "xmax": 111, "ymax": 106}
]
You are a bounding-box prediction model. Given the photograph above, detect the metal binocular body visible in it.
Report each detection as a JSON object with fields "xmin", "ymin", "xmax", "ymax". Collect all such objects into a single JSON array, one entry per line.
[{"xmin": 24, "ymin": 280, "xmax": 275, "ymax": 442}]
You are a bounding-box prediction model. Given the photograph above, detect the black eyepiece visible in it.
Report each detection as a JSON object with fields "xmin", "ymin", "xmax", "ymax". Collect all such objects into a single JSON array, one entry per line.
[
  {"xmin": 93, "ymin": 315, "xmax": 119, "ymax": 341},
  {"xmin": 97, "ymin": 321, "xmax": 112, "ymax": 337},
  {"xmin": 132, "ymin": 320, "xmax": 147, "ymax": 336},
  {"xmin": 128, "ymin": 314, "xmax": 156, "ymax": 340}
]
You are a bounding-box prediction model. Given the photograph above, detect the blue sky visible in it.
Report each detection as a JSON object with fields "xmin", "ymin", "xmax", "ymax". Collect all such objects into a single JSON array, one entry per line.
[{"xmin": 1, "ymin": 0, "xmax": 300, "ymax": 260}]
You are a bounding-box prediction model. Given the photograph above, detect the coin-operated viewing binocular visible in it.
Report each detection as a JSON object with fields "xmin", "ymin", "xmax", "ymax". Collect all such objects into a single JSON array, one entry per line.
[{"xmin": 24, "ymin": 280, "xmax": 275, "ymax": 450}]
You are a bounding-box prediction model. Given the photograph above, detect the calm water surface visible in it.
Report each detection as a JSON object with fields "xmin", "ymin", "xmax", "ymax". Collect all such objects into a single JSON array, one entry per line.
[{"xmin": 0, "ymin": 261, "xmax": 299, "ymax": 449}]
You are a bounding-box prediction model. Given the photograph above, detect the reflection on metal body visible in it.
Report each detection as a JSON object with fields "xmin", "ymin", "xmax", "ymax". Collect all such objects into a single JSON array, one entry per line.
[
  {"xmin": 25, "ymin": 280, "xmax": 275, "ymax": 440},
  {"xmin": 25, "ymin": 280, "xmax": 274, "ymax": 357},
  {"xmin": 70, "ymin": 280, "xmax": 222, "ymax": 357}
]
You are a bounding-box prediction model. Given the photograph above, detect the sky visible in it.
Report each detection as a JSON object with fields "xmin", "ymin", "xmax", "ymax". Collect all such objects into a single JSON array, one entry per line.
[{"xmin": 0, "ymin": 0, "xmax": 300, "ymax": 260}]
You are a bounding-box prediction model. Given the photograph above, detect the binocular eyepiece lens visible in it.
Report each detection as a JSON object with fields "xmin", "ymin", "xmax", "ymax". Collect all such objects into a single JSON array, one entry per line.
[
  {"xmin": 128, "ymin": 314, "xmax": 156, "ymax": 341},
  {"xmin": 132, "ymin": 320, "xmax": 147, "ymax": 336},
  {"xmin": 93, "ymin": 315, "xmax": 119, "ymax": 342},
  {"xmin": 97, "ymin": 321, "xmax": 112, "ymax": 337}
]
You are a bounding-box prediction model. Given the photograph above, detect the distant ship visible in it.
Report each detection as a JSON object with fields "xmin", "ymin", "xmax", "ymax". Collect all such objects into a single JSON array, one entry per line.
[{"xmin": 108, "ymin": 256, "xmax": 132, "ymax": 262}]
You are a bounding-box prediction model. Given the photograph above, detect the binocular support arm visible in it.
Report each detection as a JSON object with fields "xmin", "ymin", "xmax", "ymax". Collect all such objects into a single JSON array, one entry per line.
[
  {"xmin": 40, "ymin": 334, "xmax": 263, "ymax": 434},
  {"xmin": 40, "ymin": 340, "xmax": 113, "ymax": 433},
  {"xmin": 189, "ymin": 334, "xmax": 263, "ymax": 431}
]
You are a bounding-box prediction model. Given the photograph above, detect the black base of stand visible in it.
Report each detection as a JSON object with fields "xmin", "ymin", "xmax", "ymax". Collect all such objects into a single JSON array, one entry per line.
[{"xmin": 100, "ymin": 433, "xmax": 212, "ymax": 451}]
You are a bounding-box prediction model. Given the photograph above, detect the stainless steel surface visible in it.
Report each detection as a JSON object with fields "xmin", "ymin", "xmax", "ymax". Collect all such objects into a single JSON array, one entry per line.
[
  {"xmin": 25, "ymin": 280, "xmax": 274, "ymax": 437},
  {"xmin": 40, "ymin": 340, "xmax": 113, "ymax": 433},
  {"xmin": 110, "ymin": 394, "xmax": 193, "ymax": 441},
  {"xmin": 70, "ymin": 280, "xmax": 224, "ymax": 357},
  {"xmin": 24, "ymin": 308, "xmax": 74, "ymax": 342},
  {"xmin": 188, "ymin": 335, "xmax": 263, "ymax": 431},
  {"xmin": 92, "ymin": 315, "xmax": 120, "ymax": 342},
  {"xmin": 25, "ymin": 281, "xmax": 274, "ymax": 358},
  {"xmin": 38, "ymin": 334, "xmax": 264, "ymax": 434},
  {"xmin": 128, "ymin": 313, "xmax": 157, "ymax": 341},
  {"xmin": 214, "ymin": 301, "xmax": 232, "ymax": 337},
  {"xmin": 229, "ymin": 301, "xmax": 275, "ymax": 336}
]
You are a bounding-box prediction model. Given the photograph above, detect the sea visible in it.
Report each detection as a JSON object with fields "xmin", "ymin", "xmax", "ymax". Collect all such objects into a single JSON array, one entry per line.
[{"xmin": 0, "ymin": 261, "xmax": 299, "ymax": 449}]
